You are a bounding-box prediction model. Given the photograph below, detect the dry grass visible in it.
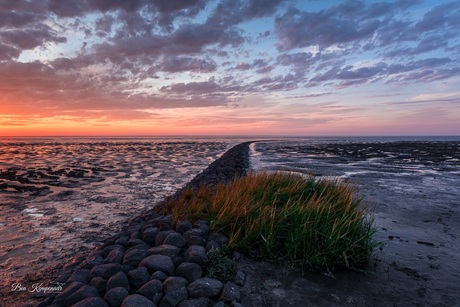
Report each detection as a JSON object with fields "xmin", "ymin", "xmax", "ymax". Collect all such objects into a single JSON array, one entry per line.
[{"xmin": 162, "ymin": 171, "xmax": 377, "ymax": 272}]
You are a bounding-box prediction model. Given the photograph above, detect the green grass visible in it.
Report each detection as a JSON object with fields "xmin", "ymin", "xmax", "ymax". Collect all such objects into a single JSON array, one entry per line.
[{"xmin": 162, "ymin": 171, "xmax": 377, "ymax": 272}]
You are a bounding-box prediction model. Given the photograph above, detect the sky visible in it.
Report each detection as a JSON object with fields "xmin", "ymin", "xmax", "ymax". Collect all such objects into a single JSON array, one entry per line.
[{"xmin": 0, "ymin": 0, "xmax": 459, "ymax": 136}]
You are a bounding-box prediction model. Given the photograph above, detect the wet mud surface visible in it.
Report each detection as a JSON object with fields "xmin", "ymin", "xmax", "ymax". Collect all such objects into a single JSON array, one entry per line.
[
  {"xmin": 2, "ymin": 137, "xmax": 459, "ymax": 306},
  {"xmin": 248, "ymin": 139, "xmax": 460, "ymax": 306},
  {"xmin": 0, "ymin": 138, "xmax": 241, "ymax": 304}
]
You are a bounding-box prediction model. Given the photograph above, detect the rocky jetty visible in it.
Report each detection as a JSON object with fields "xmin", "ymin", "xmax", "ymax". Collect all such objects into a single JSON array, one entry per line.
[{"xmin": 35, "ymin": 142, "xmax": 251, "ymax": 307}]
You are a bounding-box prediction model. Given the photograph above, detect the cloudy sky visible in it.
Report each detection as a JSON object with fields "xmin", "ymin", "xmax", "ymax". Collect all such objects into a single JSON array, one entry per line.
[{"xmin": 1, "ymin": 0, "xmax": 459, "ymax": 136}]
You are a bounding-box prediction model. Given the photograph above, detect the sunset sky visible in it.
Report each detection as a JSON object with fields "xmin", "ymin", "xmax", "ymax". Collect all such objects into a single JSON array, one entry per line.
[{"xmin": 1, "ymin": 0, "xmax": 459, "ymax": 136}]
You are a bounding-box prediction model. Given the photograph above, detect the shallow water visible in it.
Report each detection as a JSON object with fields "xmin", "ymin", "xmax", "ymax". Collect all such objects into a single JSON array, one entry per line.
[{"xmin": 0, "ymin": 137, "xmax": 244, "ymax": 291}]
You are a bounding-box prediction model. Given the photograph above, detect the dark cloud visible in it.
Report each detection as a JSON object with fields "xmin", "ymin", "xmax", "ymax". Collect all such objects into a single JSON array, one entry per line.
[
  {"xmin": 274, "ymin": 7, "xmax": 381, "ymax": 51},
  {"xmin": 151, "ymin": 0, "xmax": 205, "ymax": 13},
  {"xmin": 0, "ymin": 43, "xmax": 20, "ymax": 60},
  {"xmin": 234, "ymin": 58, "xmax": 273, "ymax": 73},
  {"xmin": 49, "ymin": 56, "xmax": 95, "ymax": 71},
  {"xmin": 207, "ymin": 0, "xmax": 287, "ymax": 28},
  {"xmin": 0, "ymin": 10, "xmax": 42, "ymax": 28},
  {"xmin": 415, "ymin": 1, "xmax": 460, "ymax": 32},
  {"xmin": 158, "ymin": 56, "xmax": 217, "ymax": 73},
  {"xmin": 1, "ymin": 27, "xmax": 66, "ymax": 50},
  {"xmin": 251, "ymin": 74, "xmax": 300, "ymax": 91},
  {"xmin": 160, "ymin": 78, "xmax": 245, "ymax": 95},
  {"xmin": 47, "ymin": 0, "xmax": 146, "ymax": 17},
  {"xmin": 274, "ymin": 0, "xmax": 425, "ymax": 51},
  {"xmin": 95, "ymin": 15, "xmax": 115, "ymax": 35},
  {"xmin": 169, "ymin": 24, "xmax": 245, "ymax": 52},
  {"xmin": 309, "ymin": 57, "xmax": 457, "ymax": 87}
]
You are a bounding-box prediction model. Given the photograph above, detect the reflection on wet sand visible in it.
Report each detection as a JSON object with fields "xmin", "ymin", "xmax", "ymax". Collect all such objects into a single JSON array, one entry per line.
[{"xmin": 0, "ymin": 138, "xmax": 236, "ymax": 292}]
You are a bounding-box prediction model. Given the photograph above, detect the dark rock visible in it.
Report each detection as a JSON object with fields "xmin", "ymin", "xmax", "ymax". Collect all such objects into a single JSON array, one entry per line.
[
  {"xmin": 187, "ymin": 278, "xmax": 223, "ymax": 298},
  {"xmin": 231, "ymin": 301, "xmax": 245, "ymax": 307},
  {"xmin": 121, "ymin": 294, "xmax": 156, "ymax": 307},
  {"xmin": 172, "ymin": 256, "xmax": 184, "ymax": 268},
  {"xmin": 54, "ymin": 272, "xmax": 72, "ymax": 285},
  {"xmin": 234, "ymin": 271, "xmax": 246, "ymax": 286},
  {"xmin": 151, "ymin": 271, "xmax": 168, "ymax": 282},
  {"xmin": 35, "ymin": 296, "xmax": 54, "ymax": 307},
  {"xmin": 159, "ymin": 286, "xmax": 187, "ymax": 307},
  {"xmin": 163, "ymin": 276, "xmax": 188, "ymax": 294},
  {"xmin": 122, "ymin": 248, "xmax": 149, "ymax": 268},
  {"xmin": 184, "ymin": 245, "xmax": 208, "ymax": 266},
  {"xmin": 155, "ymin": 230, "xmax": 176, "ymax": 246},
  {"xmin": 126, "ymin": 239, "xmax": 148, "ymax": 248},
  {"xmin": 196, "ymin": 224, "xmax": 210, "ymax": 235},
  {"xmin": 213, "ymin": 302, "xmax": 225, "ymax": 307},
  {"xmin": 143, "ymin": 227, "xmax": 160, "ymax": 246},
  {"xmin": 136, "ymin": 279, "xmax": 163, "ymax": 302},
  {"xmin": 209, "ymin": 232, "xmax": 229, "ymax": 246},
  {"xmin": 205, "ymin": 240, "xmax": 221, "ymax": 252},
  {"xmin": 66, "ymin": 269, "xmax": 90, "ymax": 286},
  {"xmin": 126, "ymin": 242, "xmax": 150, "ymax": 252},
  {"xmin": 52, "ymin": 281, "xmax": 85, "ymax": 305},
  {"xmin": 88, "ymin": 250, "xmax": 104, "ymax": 259},
  {"xmin": 102, "ymin": 245, "xmax": 124, "ymax": 258},
  {"xmin": 80, "ymin": 253, "xmax": 105, "ymax": 269},
  {"xmin": 107, "ymin": 271, "xmax": 130, "ymax": 291},
  {"xmin": 184, "ymin": 235, "xmax": 207, "ymax": 247},
  {"xmin": 163, "ymin": 233, "xmax": 187, "ymax": 248},
  {"xmin": 177, "ymin": 298, "xmax": 209, "ymax": 307},
  {"xmin": 64, "ymin": 255, "xmax": 86, "ymax": 270},
  {"xmin": 104, "ymin": 287, "xmax": 129, "ymax": 307},
  {"xmin": 104, "ymin": 246, "xmax": 126, "ymax": 264},
  {"xmin": 175, "ymin": 220, "xmax": 192, "ymax": 235},
  {"xmin": 72, "ymin": 297, "xmax": 109, "ymax": 307},
  {"xmin": 148, "ymin": 244, "xmax": 180, "ymax": 258},
  {"xmin": 115, "ymin": 236, "xmax": 129, "ymax": 246},
  {"xmin": 193, "ymin": 220, "xmax": 209, "ymax": 228},
  {"xmin": 139, "ymin": 255, "xmax": 175, "ymax": 275},
  {"xmin": 90, "ymin": 263, "xmax": 125, "ymax": 280},
  {"xmin": 158, "ymin": 215, "xmax": 173, "ymax": 231},
  {"xmin": 220, "ymin": 282, "xmax": 240, "ymax": 302},
  {"xmin": 175, "ymin": 262, "xmax": 202, "ymax": 283},
  {"xmin": 64, "ymin": 284, "xmax": 99, "ymax": 306},
  {"xmin": 130, "ymin": 231, "xmax": 141, "ymax": 240},
  {"xmin": 89, "ymin": 277, "xmax": 107, "ymax": 296},
  {"xmin": 128, "ymin": 267, "xmax": 151, "ymax": 289},
  {"xmin": 183, "ymin": 228, "xmax": 208, "ymax": 241}
]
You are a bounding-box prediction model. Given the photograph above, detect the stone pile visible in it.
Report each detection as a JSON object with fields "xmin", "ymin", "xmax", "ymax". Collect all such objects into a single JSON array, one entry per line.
[{"xmin": 37, "ymin": 215, "xmax": 245, "ymax": 307}]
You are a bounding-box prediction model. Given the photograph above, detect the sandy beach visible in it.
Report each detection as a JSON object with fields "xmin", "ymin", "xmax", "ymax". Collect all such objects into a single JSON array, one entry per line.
[{"xmin": 2, "ymin": 138, "xmax": 459, "ymax": 306}]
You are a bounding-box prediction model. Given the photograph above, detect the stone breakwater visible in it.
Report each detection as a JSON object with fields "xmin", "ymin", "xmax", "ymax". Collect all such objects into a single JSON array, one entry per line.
[{"xmin": 35, "ymin": 142, "xmax": 252, "ymax": 307}]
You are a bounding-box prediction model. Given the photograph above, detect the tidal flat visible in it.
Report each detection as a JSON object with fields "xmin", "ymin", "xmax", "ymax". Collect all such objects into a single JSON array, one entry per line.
[
  {"xmin": 247, "ymin": 137, "xmax": 460, "ymax": 306},
  {"xmin": 1, "ymin": 136, "xmax": 459, "ymax": 306},
  {"xmin": 0, "ymin": 137, "xmax": 241, "ymax": 301}
]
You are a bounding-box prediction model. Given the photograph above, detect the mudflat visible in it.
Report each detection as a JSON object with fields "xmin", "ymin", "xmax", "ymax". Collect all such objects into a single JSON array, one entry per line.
[
  {"xmin": 3, "ymin": 138, "xmax": 459, "ymax": 306},
  {"xmin": 245, "ymin": 140, "xmax": 460, "ymax": 306}
]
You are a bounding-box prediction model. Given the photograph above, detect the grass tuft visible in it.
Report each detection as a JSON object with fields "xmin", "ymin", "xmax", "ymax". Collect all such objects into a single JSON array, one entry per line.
[
  {"xmin": 162, "ymin": 171, "xmax": 377, "ymax": 272},
  {"xmin": 205, "ymin": 248, "xmax": 238, "ymax": 282}
]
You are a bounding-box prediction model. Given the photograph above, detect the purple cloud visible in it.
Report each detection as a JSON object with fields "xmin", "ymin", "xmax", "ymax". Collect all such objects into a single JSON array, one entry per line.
[
  {"xmin": 158, "ymin": 56, "xmax": 217, "ymax": 73},
  {"xmin": 234, "ymin": 58, "xmax": 273, "ymax": 73}
]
